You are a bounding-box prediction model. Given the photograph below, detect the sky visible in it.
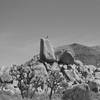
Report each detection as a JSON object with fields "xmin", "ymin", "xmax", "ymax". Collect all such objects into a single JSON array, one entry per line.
[{"xmin": 0, "ymin": 0, "xmax": 100, "ymax": 66}]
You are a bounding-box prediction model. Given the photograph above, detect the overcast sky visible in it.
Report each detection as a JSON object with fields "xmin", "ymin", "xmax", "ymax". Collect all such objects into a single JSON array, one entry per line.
[{"xmin": 0, "ymin": 0, "xmax": 100, "ymax": 66}]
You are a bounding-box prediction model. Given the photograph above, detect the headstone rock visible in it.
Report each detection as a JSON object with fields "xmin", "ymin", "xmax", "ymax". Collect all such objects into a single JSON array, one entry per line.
[{"xmin": 40, "ymin": 38, "xmax": 56, "ymax": 63}]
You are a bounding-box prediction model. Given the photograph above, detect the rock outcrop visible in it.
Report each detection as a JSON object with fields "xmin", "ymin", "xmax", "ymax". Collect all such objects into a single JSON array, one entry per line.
[{"xmin": 40, "ymin": 38, "xmax": 56, "ymax": 63}]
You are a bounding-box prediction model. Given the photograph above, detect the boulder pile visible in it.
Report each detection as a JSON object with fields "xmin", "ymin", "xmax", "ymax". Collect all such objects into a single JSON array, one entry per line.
[{"xmin": 39, "ymin": 38, "xmax": 100, "ymax": 100}]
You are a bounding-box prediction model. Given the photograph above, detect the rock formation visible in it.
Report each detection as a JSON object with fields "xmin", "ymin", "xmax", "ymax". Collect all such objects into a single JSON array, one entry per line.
[{"xmin": 40, "ymin": 38, "xmax": 56, "ymax": 64}]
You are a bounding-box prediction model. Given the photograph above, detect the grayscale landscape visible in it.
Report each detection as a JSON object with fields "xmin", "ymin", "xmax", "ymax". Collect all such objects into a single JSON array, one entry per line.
[{"xmin": 0, "ymin": 0, "xmax": 100, "ymax": 100}]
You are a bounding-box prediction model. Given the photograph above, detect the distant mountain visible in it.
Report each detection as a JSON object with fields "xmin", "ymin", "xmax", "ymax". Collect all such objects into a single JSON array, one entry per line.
[{"xmin": 55, "ymin": 43, "xmax": 100, "ymax": 67}]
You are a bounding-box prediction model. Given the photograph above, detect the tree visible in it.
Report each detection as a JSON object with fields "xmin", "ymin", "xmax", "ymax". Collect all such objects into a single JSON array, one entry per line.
[
  {"xmin": 10, "ymin": 64, "xmax": 33, "ymax": 98},
  {"xmin": 9, "ymin": 64, "xmax": 44, "ymax": 99},
  {"xmin": 46, "ymin": 70, "xmax": 65, "ymax": 100}
]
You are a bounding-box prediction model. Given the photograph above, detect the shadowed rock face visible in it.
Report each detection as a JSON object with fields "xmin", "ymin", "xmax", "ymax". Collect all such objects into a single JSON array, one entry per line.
[
  {"xmin": 58, "ymin": 50, "xmax": 74, "ymax": 65},
  {"xmin": 88, "ymin": 80, "xmax": 100, "ymax": 93},
  {"xmin": 62, "ymin": 84, "xmax": 91, "ymax": 100}
]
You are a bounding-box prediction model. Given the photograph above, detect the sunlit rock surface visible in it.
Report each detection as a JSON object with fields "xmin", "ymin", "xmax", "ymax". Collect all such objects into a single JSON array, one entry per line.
[{"xmin": 40, "ymin": 38, "xmax": 56, "ymax": 63}]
